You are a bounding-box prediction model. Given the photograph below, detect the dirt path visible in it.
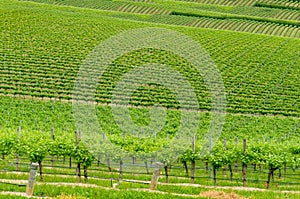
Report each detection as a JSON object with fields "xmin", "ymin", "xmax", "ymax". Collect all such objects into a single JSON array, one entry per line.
[
  {"xmin": 1, "ymin": 179, "xmax": 201, "ymax": 198},
  {"xmin": 121, "ymin": 179, "xmax": 300, "ymax": 194},
  {"xmin": 2, "ymin": 93, "xmax": 296, "ymax": 119},
  {"xmin": 0, "ymin": 191, "xmax": 48, "ymax": 198},
  {"xmin": 2, "ymin": 178, "xmax": 300, "ymax": 194}
]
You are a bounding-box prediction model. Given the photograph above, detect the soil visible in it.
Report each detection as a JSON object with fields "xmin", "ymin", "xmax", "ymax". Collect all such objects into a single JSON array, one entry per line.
[{"xmin": 200, "ymin": 190, "xmax": 246, "ymax": 199}]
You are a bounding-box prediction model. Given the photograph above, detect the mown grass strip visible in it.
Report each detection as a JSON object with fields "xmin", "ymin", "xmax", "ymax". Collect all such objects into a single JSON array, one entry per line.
[
  {"xmin": 254, "ymin": 2, "xmax": 300, "ymax": 11},
  {"xmin": 170, "ymin": 11, "xmax": 300, "ymax": 28}
]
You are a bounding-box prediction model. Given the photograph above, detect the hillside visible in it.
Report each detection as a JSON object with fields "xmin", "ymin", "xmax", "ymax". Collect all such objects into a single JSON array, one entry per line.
[{"xmin": 0, "ymin": 1, "xmax": 300, "ymax": 198}]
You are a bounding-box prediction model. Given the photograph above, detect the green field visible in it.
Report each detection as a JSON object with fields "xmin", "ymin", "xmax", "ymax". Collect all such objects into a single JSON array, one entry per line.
[{"xmin": 1, "ymin": 0, "xmax": 300, "ymax": 198}]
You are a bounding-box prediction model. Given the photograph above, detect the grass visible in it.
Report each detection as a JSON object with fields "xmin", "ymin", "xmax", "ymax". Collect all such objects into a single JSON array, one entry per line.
[
  {"xmin": 0, "ymin": 0, "xmax": 300, "ymax": 198},
  {"xmin": 1, "ymin": 156, "xmax": 300, "ymax": 198},
  {"xmin": 1, "ymin": 156, "xmax": 300, "ymax": 191},
  {"xmin": 19, "ymin": 0, "xmax": 300, "ymax": 37},
  {"xmin": 1, "ymin": 0, "xmax": 300, "ymax": 118},
  {"xmin": 1, "ymin": 177, "xmax": 300, "ymax": 199}
]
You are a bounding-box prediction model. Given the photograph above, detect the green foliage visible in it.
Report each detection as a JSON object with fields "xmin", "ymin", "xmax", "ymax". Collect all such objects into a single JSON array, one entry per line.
[
  {"xmin": 180, "ymin": 149, "xmax": 199, "ymax": 162},
  {"xmin": 49, "ymin": 137, "xmax": 74, "ymax": 158},
  {"xmin": 209, "ymin": 143, "xmax": 226, "ymax": 169},
  {"xmin": 18, "ymin": 134, "xmax": 51, "ymax": 163},
  {"xmin": 0, "ymin": 0, "xmax": 299, "ymax": 184},
  {"xmin": 254, "ymin": 2, "xmax": 300, "ymax": 11},
  {"xmin": 290, "ymin": 145, "xmax": 300, "ymax": 155},
  {"xmin": 171, "ymin": 11, "xmax": 300, "ymax": 27},
  {"xmin": 72, "ymin": 142, "xmax": 95, "ymax": 167},
  {"xmin": 0, "ymin": 135, "xmax": 16, "ymax": 157}
]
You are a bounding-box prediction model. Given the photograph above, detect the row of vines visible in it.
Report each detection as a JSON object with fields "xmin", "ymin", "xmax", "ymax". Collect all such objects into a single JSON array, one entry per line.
[
  {"xmin": 19, "ymin": 0, "xmax": 300, "ymax": 38},
  {"xmin": 1, "ymin": 128, "xmax": 300, "ymax": 189}
]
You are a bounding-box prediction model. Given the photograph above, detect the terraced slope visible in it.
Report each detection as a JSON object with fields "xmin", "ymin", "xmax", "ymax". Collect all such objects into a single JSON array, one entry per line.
[
  {"xmin": 1, "ymin": 3, "xmax": 300, "ymax": 194},
  {"xmin": 21, "ymin": 0, "xmax": 300, "ymax": 38},
  {"xmin": 175, "ymin": 0, "xmax": 300, "ymax": 7},
  {"xmin": 0, "ymin": 0, "xmax": 299, "ymax": 144},
  {"xmin": 1, "ymin": 0, "xmax": 299, "ymax": 117}
]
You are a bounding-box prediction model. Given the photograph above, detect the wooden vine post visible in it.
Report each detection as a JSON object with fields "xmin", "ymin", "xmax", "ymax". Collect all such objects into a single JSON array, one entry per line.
[
  {"xmin": 150, "ymin": 162, "xmax": 163, "ymax": 190},
  {"xmin": 223, "ymin": 138, "xmax": 227, "ymax": 175},
  {"xmin": 16, "ymin": 126, "xmax": 21, "ymax": 171},
  {"xmin": 103, "ymin": 133, "xmax": 112, "ymax": 172},
  {"xmin": 235, "ymin": 137, "xmax": 238, "ymax": 172},
  {"xmin": 84, "ymin": 165, "xmax": 88, "ymax": 183},
  {"xmin": 209, "ymin": 134, "xmax": 213, "ymax": 180},
  {"xmin": 26, "ymin": 163, "xmax": 39, "ymax": 196},
  {"xmin": 266, "ymin": 167, "xmax": 276, "ymax": 189},
  {"xmin": 69, "ymin": 157, "xmax": 72, "ymax": 169},
  {"xmin": 191, "ymin": 135, "xmax": 196, "ymax": 184},
  {"xmin": 76, "ymin": 130, "xmax": 81, "ymax": 183},
  {"xmin": 205, "ymin": 161, "xmax": 208, "ymax": 174},
  {"xmin": 164, "ymin": 164, "xmax": 169, "ymax": 183},
  {"xmin": 68, "ymin": 128, "xmax": 72, "ymax": 169},
  {"xmin": 119, "ymin": 160, "xmax": 123, "ymax": 180},
  {"xmin": 97, "ymin": 155, "xmax": 100, "ymax": 167},
  {"xmin": 51, "ymin": 127, "xmax": 55, "ymax": 167},
  {"xmin": 213, "ymin": 167, "xmax": 217, "ymax": 187},
  {"xmin": 242, "ymin": 138, "xmax": 247, "ymax": 187},
  {"xmin": 145, "ymin": 161, "xmax": 149, "ymax": 174}
]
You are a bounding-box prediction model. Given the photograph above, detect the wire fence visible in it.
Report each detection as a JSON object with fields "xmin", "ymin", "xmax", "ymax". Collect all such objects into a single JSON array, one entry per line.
[{"xmin": 1, "ymin": 157, "xmax": 300, "ymax": 188}]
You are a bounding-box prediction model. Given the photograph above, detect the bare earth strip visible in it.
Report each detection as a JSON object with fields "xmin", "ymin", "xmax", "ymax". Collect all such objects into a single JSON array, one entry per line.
[
  {"xmin": 1, "ymin": 93, "xmax": 298, "ymax": 119},
  {"xmin": 1, "ymin": 178, "xmax": 300, "ymax": 194},
  {"xmin": 0, "ymin": 191, "xmax": 48, "ymax": 198}
]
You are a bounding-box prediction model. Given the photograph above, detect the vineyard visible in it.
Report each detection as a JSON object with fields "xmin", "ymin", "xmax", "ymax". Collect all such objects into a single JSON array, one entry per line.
[
  {"xmin": 20, "ymin": 0, "xmax": 300, "ymax": 38},
  {"xmin": 1, "ymin": 0, "xmax": 300, "ymax": 198}
]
